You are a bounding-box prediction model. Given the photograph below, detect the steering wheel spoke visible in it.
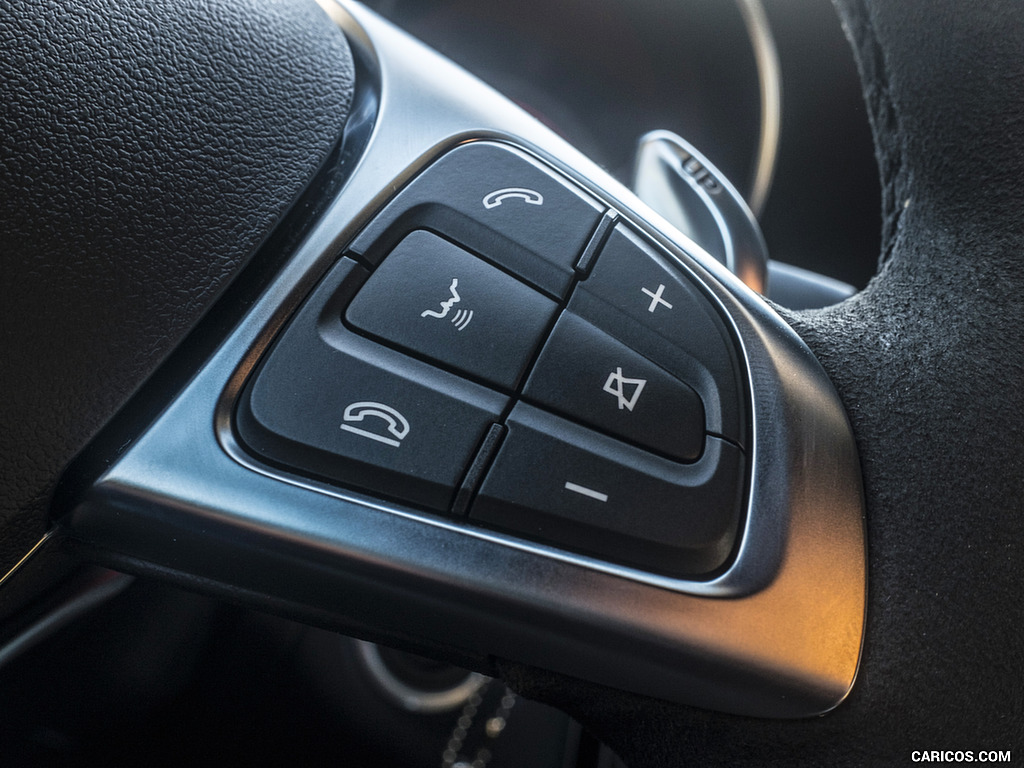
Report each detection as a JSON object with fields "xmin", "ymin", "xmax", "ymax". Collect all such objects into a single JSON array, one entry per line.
[{"xmin": 50, "ymin": 2, "xmax": 865, "ymax": 720}]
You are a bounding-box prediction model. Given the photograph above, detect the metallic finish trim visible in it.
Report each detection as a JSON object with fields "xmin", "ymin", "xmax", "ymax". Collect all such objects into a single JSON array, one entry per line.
[
  {"xmin": 0, "ymin": 532, "xmax": 53, "ymax": 590},
  {"xmin": 64, "ymin": 1, "xmax": 865, "ymax": 719},
  {"xmin": 354, "ymin": 640, "xmax": 489, "ymax": 713},
  {"xmin": 736, "ymin": 0, "xmax": 782, "ymax": 217},
  {"xmin": 634, "ymin": 128, "xmax": 769, "ymax": 293}
]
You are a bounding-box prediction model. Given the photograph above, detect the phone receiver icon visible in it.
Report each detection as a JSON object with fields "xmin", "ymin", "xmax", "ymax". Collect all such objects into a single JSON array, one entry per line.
[
  {"xmin": 341, "ymin": 401, "xmax": 411, "ymax": 448},
  {"xmin": 482, "ymin": 187, "xmax": 544, "ymax": 209}
]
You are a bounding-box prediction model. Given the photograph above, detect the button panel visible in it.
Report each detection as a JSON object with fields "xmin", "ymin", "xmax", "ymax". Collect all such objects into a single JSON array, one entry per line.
[
  {"xmin": 349, "ymin": 142, "xmax": 604, "ymax": 298},
  {"xmin": 523, "ymin": 312, "xmax": 704, "ymax": 461},
  {"xmin": 237, "ymin": 259, "xmax": 508, "ymax": 511},
  {"xmin": 570, "ymin": 224, "xmax": 747, "ymax": 444},
  {"xmin": 346, "ymin": 230, "xmax": 558, "ymax": 389},
  {"xmin": 471, "ymin": 405, "xmax": 743, "ymax": 577},
  {"xmin": 238, "ymin": 141, "xmax": 749, "ymax": 579}
]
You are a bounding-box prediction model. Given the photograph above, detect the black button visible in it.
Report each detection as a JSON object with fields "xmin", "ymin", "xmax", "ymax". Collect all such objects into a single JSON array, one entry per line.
[
  {"xmin": 570, "ymin": 224, "xmax": 746, "ymax": 446},
  {"xmin": 471, "ymin": 404, "xmax": 744, "ymax": 577},
  {"xmin": 237, "ymin": 258, "xmax": 508, "ymax": 511},
  {"xmin": 349, "ymin": 142, "xmax": 604, "ymax": 298},
  {"xmin": 522, "ymin": 313, "xmax": 704, "ymax": 461},
  {"xmin": 346, "ymin": 231, "xmax": 558, "ymax": 389}
]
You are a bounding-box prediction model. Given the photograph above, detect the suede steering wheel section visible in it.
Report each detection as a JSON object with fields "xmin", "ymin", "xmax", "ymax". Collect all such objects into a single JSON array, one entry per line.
[{"xmin": 507, "ymin": 0, "xmax": 1024, "ymax": 762}]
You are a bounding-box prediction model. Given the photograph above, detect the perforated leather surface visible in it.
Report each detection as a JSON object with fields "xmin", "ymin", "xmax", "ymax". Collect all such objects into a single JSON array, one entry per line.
[{"xmin": 0, "ymin": 0, "xmax": 354, "ymax": 575}]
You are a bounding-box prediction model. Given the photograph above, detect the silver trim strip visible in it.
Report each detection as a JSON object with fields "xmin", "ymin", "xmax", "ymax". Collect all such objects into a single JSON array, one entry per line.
[
  {"xmin": 0, "ymin": 532, "xmax": 53, "ymax": 590},
  {"xmin": 736, "ymin": 0, "xmax": 782, "ymax": 217}
]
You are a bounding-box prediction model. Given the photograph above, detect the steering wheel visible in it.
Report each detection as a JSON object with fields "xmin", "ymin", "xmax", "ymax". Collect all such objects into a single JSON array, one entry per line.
[{"xmin": 2, "ymin": 0, "xmax": 1020, "ymax": 764}]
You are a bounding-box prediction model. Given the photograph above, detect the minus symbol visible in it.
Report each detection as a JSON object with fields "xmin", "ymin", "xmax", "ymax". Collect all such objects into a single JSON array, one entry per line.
[{"xmin": 564, "ymin": 481, "xmax": 609, "ymax": 503}]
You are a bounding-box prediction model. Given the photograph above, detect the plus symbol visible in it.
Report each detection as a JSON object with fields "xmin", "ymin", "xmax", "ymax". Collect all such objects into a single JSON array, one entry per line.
[{"xmin": 641, "ymin": 283, "xmax": 673, "ymax": 313}]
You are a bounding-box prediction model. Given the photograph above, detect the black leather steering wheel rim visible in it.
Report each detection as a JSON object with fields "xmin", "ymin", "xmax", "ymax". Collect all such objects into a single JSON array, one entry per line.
[{"xmin": 0, "ymin": 0, "xmax": 355, "ymax": 588}]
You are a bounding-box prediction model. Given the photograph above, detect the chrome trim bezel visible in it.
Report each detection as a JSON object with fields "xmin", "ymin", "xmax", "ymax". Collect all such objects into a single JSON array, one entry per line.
[
  {"xmin": 64, "ymin": 0, "xmax": 866, "ymax": 719},
  {"xmin": 217, "ymin": 134, "xmax": 756, "ymax": 598}
]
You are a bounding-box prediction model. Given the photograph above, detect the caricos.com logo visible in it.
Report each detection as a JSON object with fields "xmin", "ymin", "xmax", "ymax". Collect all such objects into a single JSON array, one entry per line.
[{"xmin": 911, "ymin": 752, "xmax": 1012, "ymax": 763}]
